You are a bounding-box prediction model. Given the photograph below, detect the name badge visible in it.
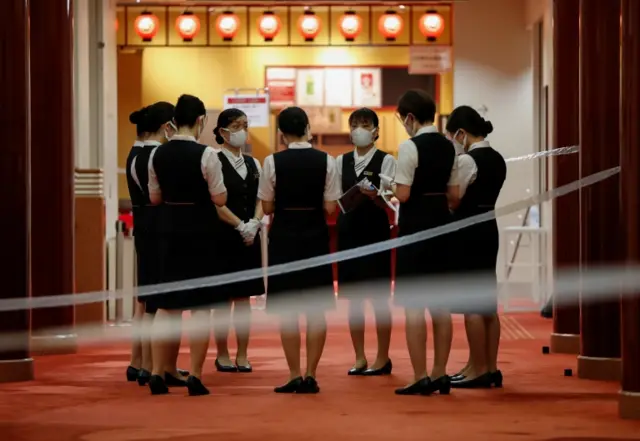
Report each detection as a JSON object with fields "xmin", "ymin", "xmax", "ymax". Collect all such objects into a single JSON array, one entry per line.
[{"xmin": 363, "ymin": 171, "xmax": 373, "ymax": 177}]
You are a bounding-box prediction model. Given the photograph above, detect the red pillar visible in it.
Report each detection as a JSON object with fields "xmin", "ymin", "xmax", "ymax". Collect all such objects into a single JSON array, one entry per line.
[
  {"xmin": 29, "ymin": 0, "xmax": 77, "ymax": 355},
  {"xmin": 0, "ymin": 0, "xmax": 34, "ymax": 382},
  {"xmin": 619, "ymin": 0, "xmax": 640, "ymax": 420},
  {"xmin": 577, "ymin": 0, "xmax": 622, "ymax": 381},
  {"xmin": 551, "ymin": 0, "xmax": 581, "ymax": 354}
]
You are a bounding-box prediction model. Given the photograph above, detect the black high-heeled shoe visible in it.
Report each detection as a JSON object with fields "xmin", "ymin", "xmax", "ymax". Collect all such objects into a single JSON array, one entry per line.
[
  {"xmin": 235, "ymin": 360, "xmax": 253, "ymax": 373},
  {"xmin": 126, "ymin": 366, "xmax": 139, "ymax": 382},
  {"xmin": 164, "ymin": 372, "xmax": 187, "ymax": 387},
  {"xmin": 298, "ymin": 377, "xmax": 320, "ymax": 394},
  {"xmin": 490, "ymin": 370, "xmax": 503, "ymax": 387},
  {"xmin": 450, "ymin": 374, "xmax": 466, "ymax": 382},
  {"xmin": 186, "ymin": 376, "xmax": 210, "ymax": 396},
  {"xmin": 422, "ymin": 375, "xmax": 451, "ymax": 395},
  {"xmin": 451, "ymin": 372, "xmax": 492, "ymax": 389},
  {"xmin": 137, "ymin": 369, "xmax": 151, "ymax": 386},
  {"xmin": 395, "ymin": 377, "xmax": 431, "ymax": 395},
  {"xmin": 347, "ymin": 363, "xmax": 368, "ymax": 376},
  {"xmin": 362, "ymin": 359, "xmax": 393, "ymax": 376},
  {"xmin": 274, "ymin": 377, "xmax": 304, "ymax": 393},
  {"xmin": 215, "ymin": 359, "xmax": 238, "ymax": 373},
  {"xmin": 177, "ymin": 368, "xmax": 190, "ymax": 376},
  {"xmin": 149, "ymin": 375, "xmax": 169, "ymax": 395}
]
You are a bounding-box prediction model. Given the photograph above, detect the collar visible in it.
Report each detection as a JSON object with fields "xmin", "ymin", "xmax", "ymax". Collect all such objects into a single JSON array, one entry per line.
[
  {"xmin": 221, "ymin": 147, "xmax": 242, "ymax": 161},
  {"xmin": 288, "ymin": 142, "xmax": 312, "ymax": 150},
  {"xmin": 415, "ymin": 125, "xmax": 439, "ymax": 136},
  {"xmin": 143, "ymin": 140, "xmax": 162, "ymax": 147},
  {"xmin": 171, "ymin": 134, "xmax": 197, "ymax": 142},
  {"xmin": 133, "ymin": 140, "xmax": 145, "ymax": 147},
  {"xmin": 354, "ymin": 146, "xmax": 376, "ymax": 161},
  {"xmin": 468, "ymin": 140, "xmax": 490, "ymax": 152}
]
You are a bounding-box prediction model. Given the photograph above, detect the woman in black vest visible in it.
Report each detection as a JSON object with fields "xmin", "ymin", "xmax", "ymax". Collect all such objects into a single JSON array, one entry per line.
[
  {"xmin": 336, "ymin": 108, "xmax": 396, "ymax": 376},
  {"xmin": 146, "ymin": 94, "xmax": 228, "ymax": 396},
  {"xmin": 258, "ymin": 106, "xmax": 341, "ymax": 394},
  {"xmin": 384, "ymin": 90, "xmax": 457, "ymax": 395},
  {"xmin": 445, "ymin": 106, "xmax": 507, "ymax": 389},
  {"xmin": 125, "ymin": 106, "xmax": 149, "ymax": 383},
  {"xmin": 211, "ymin": 108, "xmax": 264, "ymax": 373}
]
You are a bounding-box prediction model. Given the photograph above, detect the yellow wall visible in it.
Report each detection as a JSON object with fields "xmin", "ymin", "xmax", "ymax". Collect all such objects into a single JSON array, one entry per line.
[{"xmin": 117, "ymin": 46, "xmax": 453, "ymax": 199}]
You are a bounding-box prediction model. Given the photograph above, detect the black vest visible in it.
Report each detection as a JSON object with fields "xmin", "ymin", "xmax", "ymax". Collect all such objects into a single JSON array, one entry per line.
[
  {"xmin": 273, "ymin": 148, "xmax": 327, "ymax": 212},
  {"xmin": 455, "ymin": 146, "xmax": 507, "ymax": 219},
  {"xmin": 152, "ymin": 139, "xmax": 219, "ymax": 234},
  {"xmin": 399, "ymin": 132, "xmax": 455, "ymax": 230},
  {"xmin": 125, "ymin": 145, "xmax": 143, "ymax": 234},
  {"xmin": 338, "ymin": 149, "xmax": 389, "ymax": 233},
  {"xmin": 218, "ymin": 151, "xmax": 259, "ymax": 224}
]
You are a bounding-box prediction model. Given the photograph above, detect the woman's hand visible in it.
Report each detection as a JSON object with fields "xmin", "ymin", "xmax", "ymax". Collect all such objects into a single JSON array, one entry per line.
[{"xmin": 242, "ymin": 219, "xmax": 261, "ymax": 246}]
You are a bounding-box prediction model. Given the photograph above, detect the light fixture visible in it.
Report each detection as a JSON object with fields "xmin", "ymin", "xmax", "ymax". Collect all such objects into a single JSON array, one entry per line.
[
  {"xmin": 134, "ymin": 11, "xmax": 159, "ymax": 42},
  {"xmin": 298, "ymin": 10, "xmax": 321, "ymax": 42},
  {"xmin": 176, "ymin": 11, "xmax": 201, "ymax": 42},
  {"xmin": 419, "ymin": 10, "xmax": 445, "ymax": 42},
  {"xmin": 378, "ymin": 9, "xmax": 403, "ymax": 41},
  {"xmin": 215, "ymin": 10, "xmax": 240, "ymax": 41},
  {"xmin": 258, "ymin": 10, "xmax": 282, "ymax": 42},
  {"xmin": 338, "ymin": 10, "xmax": 362, "ymax": 42}
]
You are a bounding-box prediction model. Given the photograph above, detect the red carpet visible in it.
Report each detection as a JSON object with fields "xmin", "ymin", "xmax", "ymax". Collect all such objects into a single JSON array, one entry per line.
[{"xmin": 1, "ymin": 301, "xmax": 638, "ymax": 441}]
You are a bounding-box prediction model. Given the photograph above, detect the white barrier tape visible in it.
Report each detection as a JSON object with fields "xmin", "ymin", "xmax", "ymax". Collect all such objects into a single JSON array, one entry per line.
[
  {"xmin": 115, "ymin": 145, "xmax": 578, "ymax": 175},
  {"xmin": 0, "ymin": 264, "xmax": 638, "ymax": 353},
  {"xmin": 0, "ymin": 164, "xmax": 617, "ymax": 313}
]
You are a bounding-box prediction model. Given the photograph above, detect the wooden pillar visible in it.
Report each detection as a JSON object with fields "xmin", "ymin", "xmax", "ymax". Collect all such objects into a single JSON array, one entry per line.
[
  {"xmin": 551, "ymin": 0, "xmax": 581, "ymax": 354},
  {"xmin": 619, "ymin": 0, "xmax": 640, "ymax": 420},
  {"xmin": 0, "ymin": 0, "xmax": 34, "ymax": 383},
  {"xmin": 577, "ymin": 0, "xmax": 622, "ymax": 381},
  {"xmin": 29, "ymin": 0, "xmax": 77, "ymax": 355}
]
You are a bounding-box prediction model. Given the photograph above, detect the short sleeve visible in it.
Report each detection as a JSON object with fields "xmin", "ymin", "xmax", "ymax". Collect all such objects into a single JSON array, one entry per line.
[
  {"xmin": 201, "ymin": 147, "xmax": 227, "ymax": 197},
  {"xmin": 394, "ymin": 140, "xmax": 418, "ymax": 186},
  {"xmin": 324, "ymin": 155, "xmax": 341, "ymax": 201},
  {"xmin": 258, "ymin": 155, "xmax": 275, "ymax": 201},
  {"xmin": 380, "ymin": 154, "xmax": 397, "ymax": 182},
  {"xmin": 147, "ymin": 147, "xmax": 161, "ymax": 196},
  {"xmin": 452, "ymin": 154, "xmax": 478, "ymax": 198},
  {"xmin": 335, "ymin": 154, "xmax": 344, "ymax": 194}
]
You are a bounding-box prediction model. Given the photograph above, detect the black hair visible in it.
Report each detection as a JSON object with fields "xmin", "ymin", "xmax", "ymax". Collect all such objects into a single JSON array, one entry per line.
[
  {"xmin": 213, "ymin": 108, "xmax": 247, "ymax": 145},
  {"xmin": 174, "ymin": 94, "xmax": 206, "ymax": 128},
  {"xmin": 129, "ymin": 106, "xmax": 149, "ymax": 137},
  {"xmin": 349, "ymin": 108, "xmax": 380, "ymax": 141},
  {"xmin": 397, "ymin": 89, "xmax": 436, "ymax": 124},
  {"xmin": 144, "ymin": 101, "xmax": 175, "ymax": 134},
  {"xmin": 277, "ymin": 106, "xmax": 309, "ymax": 138},
  {"xmin": 446, "ymin": 105, "xmax": 494, "ymax": 138}
]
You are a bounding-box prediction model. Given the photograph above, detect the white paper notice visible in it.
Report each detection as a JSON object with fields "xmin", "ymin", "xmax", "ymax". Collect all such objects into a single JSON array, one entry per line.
[
  {"xmin": 324, "ymin": 68, "xmax": 353, "ymax": 107},
  {"xmin": 296, "ymin": 68, "xmax": 325, "ymax": 106},
  {"xmin": 352, "ymin": 68, "xmax": 382, "ymax": 108},
  {"xmin": 223, "ymin": 95, "xmax": 270, "ymax": 128}
]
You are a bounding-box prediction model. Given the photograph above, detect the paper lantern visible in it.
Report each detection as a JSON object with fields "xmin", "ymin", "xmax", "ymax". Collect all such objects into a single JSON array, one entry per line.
[
  {"xmin": 338, "ymin": 11, "xmax": 362, "ymax": 42},
  {"xmin": 216, "ymin": 11, "xmax": 240, "ymax": 41},
  {"xmin": 419, "ymin": 10, "xmax": 445, "ymax": 42},
  {"xmin": 258, "ymin": 11, "xmax": 282, "ymax": 41},
  {"xmin": 297, "ymin": 10, "xmax": 321, "ymax": 42},
  {"xmin": 176, "ymin": 11, "xmax": 201, "ymax": 42},
  {"xmin": 134, "ymin": 12, "xmax": 159, "ymax": 42},
  {"xmin": 378, "ymin": 10, "xmax": 403, "ymax": 41}
]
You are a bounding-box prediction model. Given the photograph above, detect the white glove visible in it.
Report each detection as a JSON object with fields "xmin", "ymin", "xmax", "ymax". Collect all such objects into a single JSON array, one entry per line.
[
  {"xmin": 378, "ymin": 174, "xmax": 394, "ymax": 195},
  {"xmin": 358, "ymin": 178, "xmax": 374, "ymax": 191},
  {"xmin": 235, "ymin": 221, "xmax": 248, "ymax": 239},
  {"xmin": 243, "ymin": 218, "xmax": 261, "ymax": 245}
]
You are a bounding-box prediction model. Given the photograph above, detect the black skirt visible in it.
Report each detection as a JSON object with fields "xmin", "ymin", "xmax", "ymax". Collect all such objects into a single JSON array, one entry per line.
[
  {"xmin": 394, "ymin": 196, "xmax": 453, "ymax": 309},
  {"xmin": 216, "ymin": 225, "xmax": 265, "ymax": 301},
  {"xmin": 336, "ymin": 204, "xmax": 392, "ymax": 299},
  {"xmin": 266, "ymin": 210, "xmax": 335, "ymax": 314},
  {"xmin": 448, "ymin": 219, "xmax": 499, "ymax": 314},
  {"xmin": 146, "ymin": 232, "xmax": 222, "ymax": 311}
]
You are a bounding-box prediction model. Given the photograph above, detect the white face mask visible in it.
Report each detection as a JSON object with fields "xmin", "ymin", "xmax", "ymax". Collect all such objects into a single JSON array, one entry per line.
[
  {"xmin": 403, "ymin": 115, "xmax": 415, "ymax": 137},
  {"xmin": 351, "ymin": 127, "xmax": 375, "ymax": 148},
  {"xmin": 451, "ymin": 130, "xmax": 467, "ymax": 153},
  {"xmin": 222, "ymin": 128, "xmax": 247, "ymax": 148}
]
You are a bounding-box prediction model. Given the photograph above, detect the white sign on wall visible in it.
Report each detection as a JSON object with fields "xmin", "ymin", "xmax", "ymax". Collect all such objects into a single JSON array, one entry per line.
[
  {"xmin": 223, "ymin": 95, "xmax": 270, "ymax": 128},
  {"xmin": 408, "ymin": 46, "xmax": 453, "ymax": 75}
]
